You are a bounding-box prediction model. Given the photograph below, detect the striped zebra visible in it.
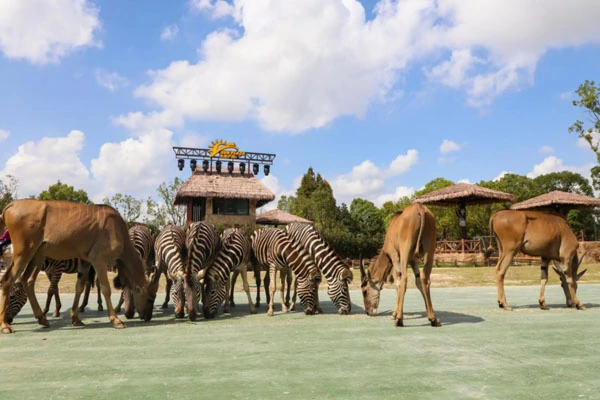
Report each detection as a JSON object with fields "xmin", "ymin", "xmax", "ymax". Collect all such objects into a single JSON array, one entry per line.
[
  {"xmin": 119, "ymin": 224, "xmax": 157, "ymax": 318},
  {"xmin": 203, "ymin": 227, "xmax": 253, "ymax": 319},
  {"xmin": 185, "ymin": 221, "xmax": 219, "ymax": 321},
  {"xmin": 5, "ymin": 258, "xmax": 95, "ymax": 322},
  {"xmin": 251, "ymin": 227, "xmax": 321, "ymax": 316},
  {"xmin": 155, "ymin": 224, "xmax": 188, "ymax": 318},
  {"xmin": 286, "ymin": 223, "xmax": 353, "ymax": 315}
]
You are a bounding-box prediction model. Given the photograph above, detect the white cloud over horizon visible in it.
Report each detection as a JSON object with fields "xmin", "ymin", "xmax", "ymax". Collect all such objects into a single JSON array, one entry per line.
[
  {"xmin": 439, "ymin": 139, "xmax": 463, "ymax": 154},
  {"xmin": 0, "ymin": 0, "xmax": 101, "ymax": 64},
  {"xmin": 0, "ymin": 129, "xmax": 9, "ymax": 142},
  {"xmin": 119, "ymin": 0, "xmax": 600, "ymax": 133}
]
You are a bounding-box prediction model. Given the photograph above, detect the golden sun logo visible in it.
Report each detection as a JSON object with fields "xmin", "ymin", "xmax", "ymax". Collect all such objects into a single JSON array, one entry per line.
[{"xmin": 208, "ymin": 139, "xmax": 246, "ymax": 159}]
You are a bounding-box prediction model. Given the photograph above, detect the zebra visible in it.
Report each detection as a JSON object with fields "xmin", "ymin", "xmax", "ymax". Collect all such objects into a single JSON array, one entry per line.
[
  {"xmin": 185, "ymin": 221, "xmax": 219, "ymax": 321},
  {"xmin": 5, "ymin": 258, "xmax": 95, "ymax": 322},
  {"xmin": 251, "ymin": 227, "xmax": 321, "ymax": 316},
  {"xmin": 203, "ymin": 227, "xmax": 253, "ymax": 319},
  {"xmin": 286, "ymin": 223, "xmax": 353, "ymax": 315},
  {"xmin": 119, "ymin": 224, "xmax": 157, "ymax": 318},
  {"xmin": 155, "ymin": 225, "xmax": 187, "ymax": 318}
]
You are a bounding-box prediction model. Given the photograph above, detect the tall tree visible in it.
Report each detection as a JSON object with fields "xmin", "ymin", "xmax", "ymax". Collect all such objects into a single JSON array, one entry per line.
[
  {"xmin": 414, "ymin": 177, "xmax": 458, "ymax": 240},
  {"xmin": 380, "ymin": 197, "xmax": 412, "ymax": 228},
  {"xmin": 569, "ymin": 80, "xmax": 600, "ymax": 190},
  {"xmin": 145, "ymin": 178, "xmax": 186, "ymax": 228},
  {"xmin": 311, "ymin": 180, "xmax": 338, "ymax": 231},
  {"xmin": 0, "ymin": 175, "xmax": 18, "ymax": 212},
  {"xmin": 38, "ymin": 181, "xmax": 90, "ymax": 204},
  {"xmin": 103, "ymin": 193, "xmax": 142, "ymax": 224},
  {"xmin": 277, "ymin": 195, "xmax": 296, "ymax": 213}
]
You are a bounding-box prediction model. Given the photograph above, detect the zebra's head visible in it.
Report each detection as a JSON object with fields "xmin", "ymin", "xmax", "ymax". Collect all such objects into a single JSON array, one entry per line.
[
  {"xmin": 5, "ymin": 281, "xmax": 27, "ymax": 323},
  {"xmin": 329, "ymin": 269, "xmax": 353, "ymax": 315},
  {"xmin": 202, "ymin": 271, "xmax": 227, "ymax": 319},
  {"xmin": 296, "ymin": 269, "xmax": 321, "ymax": 315}
]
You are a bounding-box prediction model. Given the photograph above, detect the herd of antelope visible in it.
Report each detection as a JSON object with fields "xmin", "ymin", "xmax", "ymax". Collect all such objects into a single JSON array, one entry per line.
[{"xmin": 0, "ymin": 198, "xmax": 590, "ymax": 334}]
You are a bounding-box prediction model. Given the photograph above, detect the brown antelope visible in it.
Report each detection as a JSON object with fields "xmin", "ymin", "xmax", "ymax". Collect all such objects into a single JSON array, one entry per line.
[
  {"xmin": 0, "ymin": 199, "xmax": 159, "ymax": 334},
  {"xmin": 487, "ymin": 209, "xmax": 587, "ymax": 311},
  {"xmin": 359, "ymin": 203, "xmax": 441, "ymax": 327}
]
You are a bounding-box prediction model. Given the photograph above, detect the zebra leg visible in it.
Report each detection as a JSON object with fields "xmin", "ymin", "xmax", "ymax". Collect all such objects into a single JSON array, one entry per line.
[
  {"xmin": 229, "ymin": 269, "xmax": 240, "ymax": 307},
  {"xmin": 284, "ymin": 269, "xmax": 291, "ymax": 308},
  {"xmin": 268, "ymin": 266, "xmax": 277, "ymax": 316},
  {"xmin": 239, "ymin": 266, "xmax": 257, "ymax": 314},
  {"xmin": 51, "ymin": 271, "xmax": 63, "ymax": 317},
  {"xmin": 253, "ymin": 266, "xmax": 261, "ymax": 307},
  {"xmin": 162, "ymin": 274, "xmax": 172, "ymax": 309},
  {"xmin": 263, "ymin": 271, "xmax": 271, "ymax": 306},
  {"xmin": 279, "ymin": 269, "xmax": 289, "ymax": 313},
  {"xmin": 290, "ymin": 276, "xmax": 297, "ymax": 311}
]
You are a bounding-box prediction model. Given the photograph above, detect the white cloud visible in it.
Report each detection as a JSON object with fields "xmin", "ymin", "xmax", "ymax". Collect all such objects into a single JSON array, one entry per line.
[
  {"xmin": 189, "ymin": 0, "xmax": 236, "ymax": 19},
  {"xmin": 258, "ymin": 174, "xmax": 299, "ymax": 212},
  {"xmin": 0, "ymin": 0, "xmax": 101, "ymax": 64},
  {"xmin": 118, "ymin": 0, "xmax": 600, "ymax": 133},
  {"xmin": 95, "ymin": 69, "xmax": 129, "ymax": 92},
  {"xmin": 0, "ymin": 130, "xmax": 90, "ymax": 197},
  {"xmin": 526, "ymin": 156, "xmax": 593, "ymax": 179},
  {"xmin": 559, "ymin": 91, "xmax": 573, "ymax": 101},
  {"xmin": 90, "ymin": 129, "xmax": 175, "ymax": 197},
  {"xmin": 375, "ymin": 186, "xmax": 415, "ymax": 207},
  {"xmin": 0, "ymin": 129, "xmax": 9, "ymax": 142},
  {"xmin": 457, "ymin": 178, "xmax": 471, "ymax": 184},
  {"xmin": 330, "ymin": 149, "xmax": 418, "ymax": 203},
  {"xmin": 539, "ymin": 145, "xmax": 554, "ymax": 154},
  {"xmin": 439, "ymin": 139, "xmax": 462, "ymax": 154},
  {"xmin": 160, "ymin": 24, "xmax": 179, "ymax": 41},
  {"xmin": 112, "ymin": 110, "xmax": 184, "ymax": 132},
  {"xmin": 577, "ymin": 131, "xmax": 600, "ymax": 152}
]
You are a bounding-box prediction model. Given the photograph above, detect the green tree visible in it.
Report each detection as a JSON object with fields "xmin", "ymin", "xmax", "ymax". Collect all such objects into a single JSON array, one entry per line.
[
  {"xmin": 311, "ymin": 180, "xmax": 338, "ymax": 231},
  {"xmin": 277, "ymin": 195, "xmax": 296, "ymax": 213},
  {"xmin": 144, "ymin": 178, "xmax": 186, "ymax": 228},
  {"xmin": 293, "ymin": 167, "xmax": 319, "ymax": 220},
  {"xmin": 103, "ymin": 193, "xmax": 142, "ymax": 224},
  {"xmin": 38, "ymin": 181, "xmax": 90, "ymax": 204},
  {"xmin": 380, "ymin": 197, "xmax": 412, "ymax": 228},
  {"xmin": 0, "ymin": 175, "xmax": 18, "ymax": 212},
  {"xmin": 569, "ymin": 80, "xmax": 600, "ymax": 190}
]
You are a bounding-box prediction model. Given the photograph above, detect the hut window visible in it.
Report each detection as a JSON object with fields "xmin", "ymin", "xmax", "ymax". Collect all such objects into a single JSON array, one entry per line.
[{"xmin": 212, "ymin": 198, "xmax": 249, "ymax": 215}]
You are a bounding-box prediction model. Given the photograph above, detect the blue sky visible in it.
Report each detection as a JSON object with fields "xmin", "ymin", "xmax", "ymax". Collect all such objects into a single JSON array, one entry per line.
[{"xmin": 1, "ymin": 0, "xmax": 600, "ymax": 211}]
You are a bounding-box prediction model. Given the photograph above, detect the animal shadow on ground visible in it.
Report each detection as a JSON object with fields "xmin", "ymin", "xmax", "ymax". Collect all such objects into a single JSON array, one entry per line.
[
  {"xmin": 376, "ymin": 310, "xmax": 484, "ymax": 327},
  {"xmin": 509, "ymin": 302, "xmax": 598, "ymax": 311}
]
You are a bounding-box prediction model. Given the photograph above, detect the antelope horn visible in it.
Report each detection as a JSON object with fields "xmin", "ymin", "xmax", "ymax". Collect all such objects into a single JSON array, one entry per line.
[
  {"xmin": 359, "ymin": 258, "xmax": 366, "ymax": 282},
  {"xmin": 576, "ymin": 269, "xmax": 587, "ymax": 281},
  {"xmin": 577, "ymin": 252, "xmax": 587, "ymax": 268},
  {"xmin": 552, "ymin": 261, "xmax": 566, "ymax": 278}
]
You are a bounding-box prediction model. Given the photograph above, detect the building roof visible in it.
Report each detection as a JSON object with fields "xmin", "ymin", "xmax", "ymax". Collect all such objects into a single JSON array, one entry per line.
[
  {"xmin": 175, "ymin": 169, "xmax": 275, "ymax": 207},
  {"xmin": 510, "ymin": 190, "xmax": 600, "ymax": 211},
  {"xmin": 255, "ymin": 209, "xmax": 313, "ymax": 225},
  {"xmin": 412, "ymin": 182, "xmax": 515, "ymax": 206}
]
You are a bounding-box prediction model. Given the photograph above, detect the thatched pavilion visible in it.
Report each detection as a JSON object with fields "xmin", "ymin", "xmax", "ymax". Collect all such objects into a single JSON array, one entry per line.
[
  {"xmin": 256, "ymin": 209, "xmax": 312, "ymax": 226},
  {"xmin": 510, "ymin": 190, "xmax": 600, "ymax": 215},
  {"xmin": 174, "ymin": 169, "xmax": 275, "ymax": 226},
  {"xmin": 413, "ymin": 182, "xmax": 514, "ymax": 239}
]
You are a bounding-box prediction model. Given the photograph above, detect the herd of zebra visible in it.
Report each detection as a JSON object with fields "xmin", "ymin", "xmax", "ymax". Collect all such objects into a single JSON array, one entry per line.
[{"xmin": 3, "ymin": 221, "xmax": 354, "ymax": 323}]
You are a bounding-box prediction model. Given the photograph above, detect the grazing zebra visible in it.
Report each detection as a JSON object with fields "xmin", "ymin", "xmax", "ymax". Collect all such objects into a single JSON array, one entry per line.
[
  {"xmin": 5, "ymin": 258, "xmax": 95, "ymax": 322},
  {"xmin": 251, "ymin": 227, "xmax": 321, "ymax": 316},
  {"xmin": 286, "ymin": 223, "xmax": 353, "ymax": 315},
  {"xmin": 203, "ymin": 228, "xmax": 253, "ymax": 319},
  {"xmin": 120, "ymin": 224, "xmax": 157, "ymax": 318},
  {"xmin": 155, "ymin": 225, "xmax": 187, "ymax": 318},
  {"xmin": 185, "ymin": 221, "xmax": 219, "ymax": 321}
]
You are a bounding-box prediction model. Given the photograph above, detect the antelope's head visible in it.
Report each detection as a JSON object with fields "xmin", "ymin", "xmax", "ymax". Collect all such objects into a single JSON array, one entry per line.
[{"xmin": 359, "ymin": 261, "xmax": 383, "ymax": 316}]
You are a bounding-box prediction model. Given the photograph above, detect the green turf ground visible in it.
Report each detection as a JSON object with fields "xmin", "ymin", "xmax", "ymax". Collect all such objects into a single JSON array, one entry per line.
[{"xmin": 1, "ymin": 284, "xmax": 599, "ymax": 399}]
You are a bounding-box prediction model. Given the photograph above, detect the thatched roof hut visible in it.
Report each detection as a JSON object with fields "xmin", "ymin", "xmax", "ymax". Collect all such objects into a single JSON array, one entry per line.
[
  {"xmin": 510, "ymin": 190, "xmax": 600, "ymax": 212},
  {"xmin": 256, "ymin": 209, "xmax": 313, "ymax": 226},
  {"xmin": 412, "ymin": 183, "xmax": 514, "ymax": 206},
  {"xmin": 174, "ymin": 170, "xmax": 275, "ymax": 207}
]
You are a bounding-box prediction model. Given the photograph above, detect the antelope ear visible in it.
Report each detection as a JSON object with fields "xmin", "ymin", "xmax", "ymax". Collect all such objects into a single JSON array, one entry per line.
[
  {"xmin": 359, "ymin": 260, "xmax": 367, "ymax": 282},
  {"xmin": 577, "ymin": 269, "xmax": 587, "ymax": 281},
  {"xmin": 197, "ymin": 269, "xmax": 206, "ymax": 280}
]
